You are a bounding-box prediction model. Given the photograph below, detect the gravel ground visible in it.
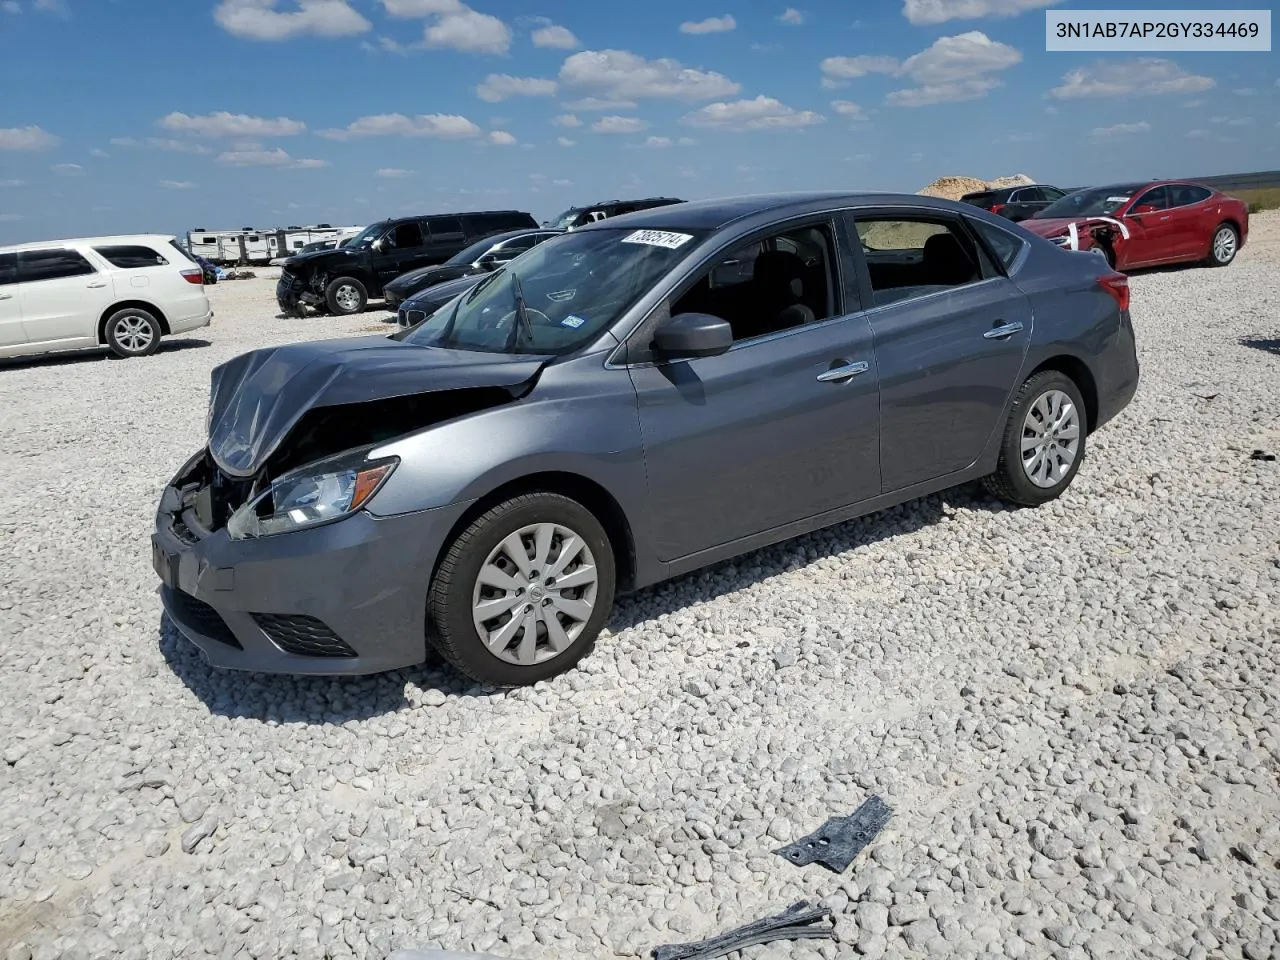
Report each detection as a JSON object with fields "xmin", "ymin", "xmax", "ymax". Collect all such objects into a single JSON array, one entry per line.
[{"xmin": 2, "ymin": 217, "xmax": 1278, "ymax": 960}]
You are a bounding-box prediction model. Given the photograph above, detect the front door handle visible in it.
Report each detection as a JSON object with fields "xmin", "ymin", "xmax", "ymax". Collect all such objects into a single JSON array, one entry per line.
[
  {"xmin": 1158, "ymin": 215, "xmax": 1172, "ymax": 222},
  {"xmin": 984, "ymin": 320, "xmax": 1024, "ymax": 340},
  {"xmin": 816, "ymin": 360, "xmax": 870, "ymax": 383},
  {"xmin": 0, "ymin": 292, "xmax": 12, "ymax": 300},
  {"xmin": 87, "ymin": 281, "xmax": 107, "ymax": 288}
]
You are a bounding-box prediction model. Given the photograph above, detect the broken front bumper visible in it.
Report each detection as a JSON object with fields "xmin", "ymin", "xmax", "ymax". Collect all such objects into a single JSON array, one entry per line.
[{"xmin": 152, "ymin": 469, "xmax": 472, "ymax": 675}]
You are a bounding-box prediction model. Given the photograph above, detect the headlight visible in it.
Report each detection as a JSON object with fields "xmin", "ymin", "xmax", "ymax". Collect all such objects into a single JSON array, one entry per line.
[{"xmin": 226, "ymin": 448, "xmax": 398, "ymax": 540}]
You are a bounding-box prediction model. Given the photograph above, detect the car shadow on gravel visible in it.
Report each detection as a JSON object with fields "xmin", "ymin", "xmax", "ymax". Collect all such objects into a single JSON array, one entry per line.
[
  {"xmin": 1240, "ymin": 336, "xmax": 1280, "ymax": 357},
  {"xmin": 0, "ymin": 339, "xmax": 211, "ymax": 370},
  {"xmin": 157, "ymin": 482, "xmax": 1010, "ymax": 722}
]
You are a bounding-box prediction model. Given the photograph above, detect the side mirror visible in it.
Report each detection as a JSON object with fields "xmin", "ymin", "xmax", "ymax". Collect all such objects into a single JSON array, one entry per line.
[
  {"xmin": 1131, "ymin": 204, "xmax": 1158, "ymax": 215},
  {"xmin": 372, "ymin": 237, "xmax": 388, "ymax": 252},
  {"xmin": 653, "ymin": 312, "xmax": 733, "ymax": 359},
  {"xmin": 476, "ymin": 253, "xmax": 499, "ymax": 270}
]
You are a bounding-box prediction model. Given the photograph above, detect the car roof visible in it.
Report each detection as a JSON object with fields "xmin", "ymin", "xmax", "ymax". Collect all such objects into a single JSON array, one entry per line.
[
  {"xmin": 574, "ymin": 191, "xmax": 979, "ymax": 232},
  {"xmin": 0, "ymin": 233, "xmax": 177, "ymax": 254}
]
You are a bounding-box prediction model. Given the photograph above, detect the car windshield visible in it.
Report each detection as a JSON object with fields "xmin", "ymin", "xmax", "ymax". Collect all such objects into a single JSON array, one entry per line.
[
  {"xmin": 445, "ymin": 234, "xmax": 508, "ymax": 266},
  {"xmin": 395, "ymin": 226, "xmax": 705, "ymax": 356},
  {"xmin": 548, "ymin": 208, "xmax": 585, "ymax": 229},
  {"xmin": 342, "ymin": 223, "xmax": 385, "ymax": 250},
  {"xmin": 1037, "ymin": 187, "xmax": 1141, "ymax": 219}
]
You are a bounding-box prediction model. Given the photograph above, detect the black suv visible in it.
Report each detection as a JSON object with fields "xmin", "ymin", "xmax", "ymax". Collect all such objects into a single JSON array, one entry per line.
[
  {"xmin": 277, "ymin": 210, "xmax": 538, "ymax": 315},
  {"xmin": 959, "ymin": 185, "xmax": 1068, "ymax": 222},
  {"xmin": 545, "ymin": 197, "xmax": 684, "ymax": 230}
]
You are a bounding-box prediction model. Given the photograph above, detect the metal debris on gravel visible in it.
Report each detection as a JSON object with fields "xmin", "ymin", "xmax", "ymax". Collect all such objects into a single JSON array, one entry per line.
[{"xmin": 2, "ymin": 217, "xmax": 1280, "ymax": 960}]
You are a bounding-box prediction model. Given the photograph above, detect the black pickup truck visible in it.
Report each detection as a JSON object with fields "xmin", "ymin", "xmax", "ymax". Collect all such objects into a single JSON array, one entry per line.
[{"xmin": 276, "ymin": 209, "xmax": 537, "ymax": 316}]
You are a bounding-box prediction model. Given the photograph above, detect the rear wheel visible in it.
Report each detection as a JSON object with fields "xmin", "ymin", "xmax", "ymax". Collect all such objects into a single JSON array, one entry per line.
[
  {"xmin": 1207, "ymin": 223, "xmax": 1239, "ymax": 267},
  {"xmin": 429, "ymin": 493, "xmax": 616, "ymax": 685},
  {"xmin": 325, "ymin": 277, "xmax": 367, "ymax": 315},
  {"xmin": 104, "ymin": 308, "xmax": 162, "ymax": 358},
  {"xmin": 983, "ymin": 371, "xmax": 1087, "ymax": 507}
]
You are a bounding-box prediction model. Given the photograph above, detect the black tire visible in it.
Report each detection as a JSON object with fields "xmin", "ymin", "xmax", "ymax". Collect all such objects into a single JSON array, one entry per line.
[
  {"xmin": 983, "ymin": 371, "xmax": 1087, "ymax": 507},
  {"xmin": 428, "ymin": 493, "xmax": 616, "ymax": 686},
  {"xmin": 324, "ymin": 277, "xmax": 367, "ymax": 315},
  {"xmin": 1206, "ymin": 222, "xmax": 1239, "ymax": 268},
  {"xmin": 104, "ymin": 308, "xmax": 162, "ymax": 358}
]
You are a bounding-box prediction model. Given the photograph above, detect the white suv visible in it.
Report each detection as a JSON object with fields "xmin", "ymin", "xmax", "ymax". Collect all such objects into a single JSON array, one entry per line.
[{"xmin": 0, "ymin": 234, "xmax": 213, "ymax": 360}]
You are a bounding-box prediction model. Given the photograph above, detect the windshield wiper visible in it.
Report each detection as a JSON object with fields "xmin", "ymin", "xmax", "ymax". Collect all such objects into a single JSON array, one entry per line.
[{"xmin": 505, "ymin": 271, "xmax": 534, "ymax": 351}]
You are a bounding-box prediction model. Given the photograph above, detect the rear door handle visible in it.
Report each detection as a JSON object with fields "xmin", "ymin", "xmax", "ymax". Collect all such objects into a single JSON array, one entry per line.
[
  {"xmin": 984, "ymin": 321, "xmax": 1024, "ymax": 340},
  {"xmin": 0, "ymin": 292, "xmax": 12, "ymax": 300},
  {"xmin": 817, "ymin": 360, "xmax": 870, "ymax": 383},
  {"xmin": 1158, "ymin": 216, "xmax": 1172, "ymax": 222},
  {"xmin": 87, "ymin": 281, "xmax": 107, "ymax": 288}
]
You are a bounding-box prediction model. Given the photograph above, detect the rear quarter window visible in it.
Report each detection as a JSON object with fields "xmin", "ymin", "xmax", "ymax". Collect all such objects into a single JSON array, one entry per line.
[
  {"xmin": 95, "ymin": 244, "xmax": 170, "ymax": 269},
  {"xmin": 0, "ymin": 252, "xmax": 17, "ymax": 285},
  {"xmin": 969, "ymin": 218, "xmax": 1028, "ymax": 273}
]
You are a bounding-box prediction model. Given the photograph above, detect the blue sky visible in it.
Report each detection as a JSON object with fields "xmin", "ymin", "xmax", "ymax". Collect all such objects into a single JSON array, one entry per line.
[{"xmin": 0, "ymin": 0, "xmax": 1276, "ymax": 244}]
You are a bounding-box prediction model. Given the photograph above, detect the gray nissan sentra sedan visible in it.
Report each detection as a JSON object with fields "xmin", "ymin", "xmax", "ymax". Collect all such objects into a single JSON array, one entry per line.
[{"xmin": 153, "ymin": 192, "xmax": 1139, "ymax": 685}]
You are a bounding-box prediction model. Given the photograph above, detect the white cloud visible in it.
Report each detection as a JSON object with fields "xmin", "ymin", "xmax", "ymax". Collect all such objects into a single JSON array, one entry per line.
[
  {"xmin": 1, "ymin": 2, "xmax": 20, "ymax": 13},
  {"xmin": 820, "ymin": 55, "xmax": 898, "ymax": 88},
  {"xmin": 1185, "ymin": 129, "xmax": 1209, "ymax": 139},
  {"xmin": 823, "ymin": 31, "xmax": 1020, "ymax": 106},
  {"xmin": 1182, "ymin": 99, "xmax": 1205, "ymax": 108},
  {"xmin": 552, "ymin": 178, "xmax": 572, "ymax": 186},
  {"xmin": 681, "ymin": 95, "xmax": 825, "ymax": 131},
  {"xmin": 642, "ymin": 135, "xmax": 674, "ymax": 147},
  {"xmin": 111, "ymin": 136, "xmax": 213, "ymax": 155},
  {"xmin": 559, "ymin": 48, "xmax": 741, "ymax": 102},
  {"xmin": 34, "ymin": 0, "xmax": 67, "ymax": 13},
  {"xmin": 213, "ymin": 0, "xmax": 371, "ymax": 41},
  {"xmin": 425, "ymin": 7, "xmax": 510, "ymax": 53},
  {"xmin": 89, "ymin": 147, "xmax": 109, "ymax": 158},
  {"xmin": 376, "ymin": 167, "xmax": 415, "ymax": 177},
  {"xmin": 475, "ymin": 73, "xmax": 557, "ymax": 102},
  {"xmin": 830, "ymin": 99, "xmax": 866, "ymax": 120},
  {"xmin": 0, "ymin": 125, "xmax": 61, "ymax": 151},
  {"xmin": 318, "ymin": 113, "xmax": 482, "ymax": 139},
  {"xmin": 678, "ymin": 136, "xmax": 695, "ymax": 145},
  {"xmin": 159, "ymin": 180, "xmax": 197, "ymax": 189},
  {"xmin": 216, "ymin": 146, "xmax": 328, "ymax": 168},
  {"xmin": 531, "ymin": 22, "xmax": 578, "ymax": 49},
  {"xmin": 680, "ymin": 15, "xmax": 735, "ymax": 34},
  {"xmin": 0, "ymin": 213, "xmax": 23, "ymax": 222},
  {"xmin": 556, "ymin": 136, "xmax": 576, "ymax": 146},
  {"xmin": 51, "ymin": 162, "xmax": 84, "ymax": 175},
  {"xmin": 779, "ymin": 7, "xmax": 805, "ymax": 24},
  {"xmin": 902, "ymin": 0, "xmax": 1061, "ymax": 25},
  {"xmin": 1090, "ymin": 121, "xmax": 1151, "ymax": 137},
  {"xmin": 0, "ymin": 179, "xmax": 27, "ymax": 187},
  {"xmin": 488, "ymin": 129, "xmax": 517, "ymax": 144},
  {"xmin": 552, "ymin": 113, "xmax": 581, "ymax": 127},
  {"xmin": 560, "ymin": 97, "xmax": 638, "ymax": 111},
  {"xmin": 1049, "ymin": 58, "xmax": 1214, "ymax": 99},
  {"xmin": 159, "ymin": 111, "xmax": 305, "ymax": 138},
  {"xmin": 1210, "ymin": 116, "xmax": 1254, "ymax": 126},
  {"xmin": 380, "ymin": 0, "xmax": 460, "ymax": 14},
  {"xmin": 592, "ymin": 115, "xmax": 649, "ymax": 134}
]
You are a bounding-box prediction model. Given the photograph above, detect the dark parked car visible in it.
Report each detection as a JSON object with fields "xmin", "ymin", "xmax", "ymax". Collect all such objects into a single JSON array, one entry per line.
[
  {"xmin": 276, "ymin": 210, "xmax": 538, "ymax": 316},
  {"xmin": 154, "ymin": 192, "xmax": 1138, "ymax": 686},
  {"xmin": 960, "ymin": 184, "xmax": 1069, "ymax": 222},
  {"xmin": 547, "ymin": 197, "xmax": 684, "ymax": 230},
  {"xmin": 383, "ymin": 228, "xmax": 562, "ymax": 310},
  {"xmin": 395, "ymin": 271, "xmax": 491, "ymax": 327}
]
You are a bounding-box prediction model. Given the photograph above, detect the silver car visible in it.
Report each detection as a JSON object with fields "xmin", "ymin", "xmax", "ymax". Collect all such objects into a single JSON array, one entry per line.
[{"xmin": 153, "ymin": 192, "xmax": 1139, "ymax": 686}]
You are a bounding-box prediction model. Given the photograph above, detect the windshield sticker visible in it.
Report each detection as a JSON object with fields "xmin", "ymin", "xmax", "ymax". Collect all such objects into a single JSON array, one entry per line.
[
  {"xmin": 621, "ymin": 229, "xmax": 694, "ymax": 250},
  {"xmin": 560, "ymin": 314, "xmax": 586, "ymax": 329},
  {"xmin": 1106, "ymin": 196, "xmax": 1132, "ymax": 203}
]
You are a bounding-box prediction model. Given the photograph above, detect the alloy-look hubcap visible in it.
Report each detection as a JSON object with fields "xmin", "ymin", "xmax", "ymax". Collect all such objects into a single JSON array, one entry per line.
[
  {"xmin": 336, "ymin": 285, "xmax": 361, "ymax": 311},
  {"xmin": 1021, "ymin": 389, "xmax": 1081, "ymax": 489},
  {"xmin": 1214, "ymin": 228, "xmax": 1236, "ymax": 264},
  {"xmin": 116, "ymin": 316, "xmax": 154, "ymax": 352},
  {"xmin": 471, "ymin": 522, "xmax": 599, "ymax": 666}
]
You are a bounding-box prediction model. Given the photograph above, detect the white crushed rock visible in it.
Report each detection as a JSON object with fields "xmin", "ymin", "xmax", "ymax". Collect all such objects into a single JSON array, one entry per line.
[{"xmin": 1, "ymin": 214, "xmax": 1278, "ymax": 960}]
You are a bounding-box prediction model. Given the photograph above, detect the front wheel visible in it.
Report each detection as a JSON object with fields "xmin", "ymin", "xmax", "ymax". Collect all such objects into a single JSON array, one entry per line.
[
  {"xmin": 429, "ymin": 493, "xmax": 616, "ymax": 685},
  {"xmin": 983, "ymin": 371, "xmax": 1087, "ymax": 507},
  {"xmin": 1206, "ymin": 223, "xmax": 1239, "ymax": 267},
  {"xmin": 324, "ymin": 277, "xmax": 368, "ymax": 315},
  {"xmin": 105, "ymin": 308, "xmax": 162, "ymax": 358}
]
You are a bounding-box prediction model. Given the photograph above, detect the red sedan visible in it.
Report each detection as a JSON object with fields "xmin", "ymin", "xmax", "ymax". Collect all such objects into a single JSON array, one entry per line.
[{"xmin": 1021, "ymin": 180, "xmax": 1249, "ymax": 271}]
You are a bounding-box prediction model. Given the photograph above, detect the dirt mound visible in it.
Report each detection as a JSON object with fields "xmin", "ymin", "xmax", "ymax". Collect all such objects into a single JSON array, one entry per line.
[{"xmin": 917, "ymin": 173, "xmax": 1036, "ymax": 201}]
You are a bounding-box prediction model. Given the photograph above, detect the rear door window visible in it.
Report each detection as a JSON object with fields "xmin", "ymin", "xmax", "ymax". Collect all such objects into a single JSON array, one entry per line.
[
  {"xmin": 1169, "ymin": 184, "xmax": 1211, "ymax": 207},
  {"xmin": 0, "ymin": 252, "xmax": 17, "ymax": 285},
  {"xmin": 851, "ymin": 216, "xmax": 991, "ymax": 307},
  {"xmin": 95, "ymin": 244, "xmax": 169, "ymax": 268},
  {"xmin": 18, "ymin": 248, "xmax": 97, "ymax": 282},
  {"xmin": 425, "ymin": 217, "xmax": 463, "ymax": 242}
]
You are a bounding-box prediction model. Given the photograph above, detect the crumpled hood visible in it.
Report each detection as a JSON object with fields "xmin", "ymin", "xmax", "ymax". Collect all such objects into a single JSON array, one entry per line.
[
  {"xmin": 207, "ymin": 335, "xmax": 549, "ymax": 478},
  {"xmin": 1020, "ymin": 217, "xmax": 1079, "ymax": 238}
]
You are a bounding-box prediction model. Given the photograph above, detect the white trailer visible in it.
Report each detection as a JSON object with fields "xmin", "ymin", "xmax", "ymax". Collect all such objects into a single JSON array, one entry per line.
[{"xmin": 187, "ymin": 225, "xmax": 362, "ymax": 265}]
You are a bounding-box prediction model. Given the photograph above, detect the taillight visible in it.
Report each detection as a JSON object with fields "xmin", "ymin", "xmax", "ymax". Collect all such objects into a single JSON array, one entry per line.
[
  {"xmin": 181, "ymin": 267, "xmax": 204, "ymax": 286},
  {"xmin": 990, "ymin": 203, "xmax": 1005, "ymax": 215},
  {"xmin": 1097, "ymin": 272, "xmax": 1129, "ymax": 312}
]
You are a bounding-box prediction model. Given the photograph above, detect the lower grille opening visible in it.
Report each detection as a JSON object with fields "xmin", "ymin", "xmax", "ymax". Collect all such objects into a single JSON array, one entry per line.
[
  {"xmin": 251, "ymin": 613, "xmax": 357, "ymax": 658},
  {"xmin": 167, "ymin": 588, "xmax": 243, "ymax": 649}
]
